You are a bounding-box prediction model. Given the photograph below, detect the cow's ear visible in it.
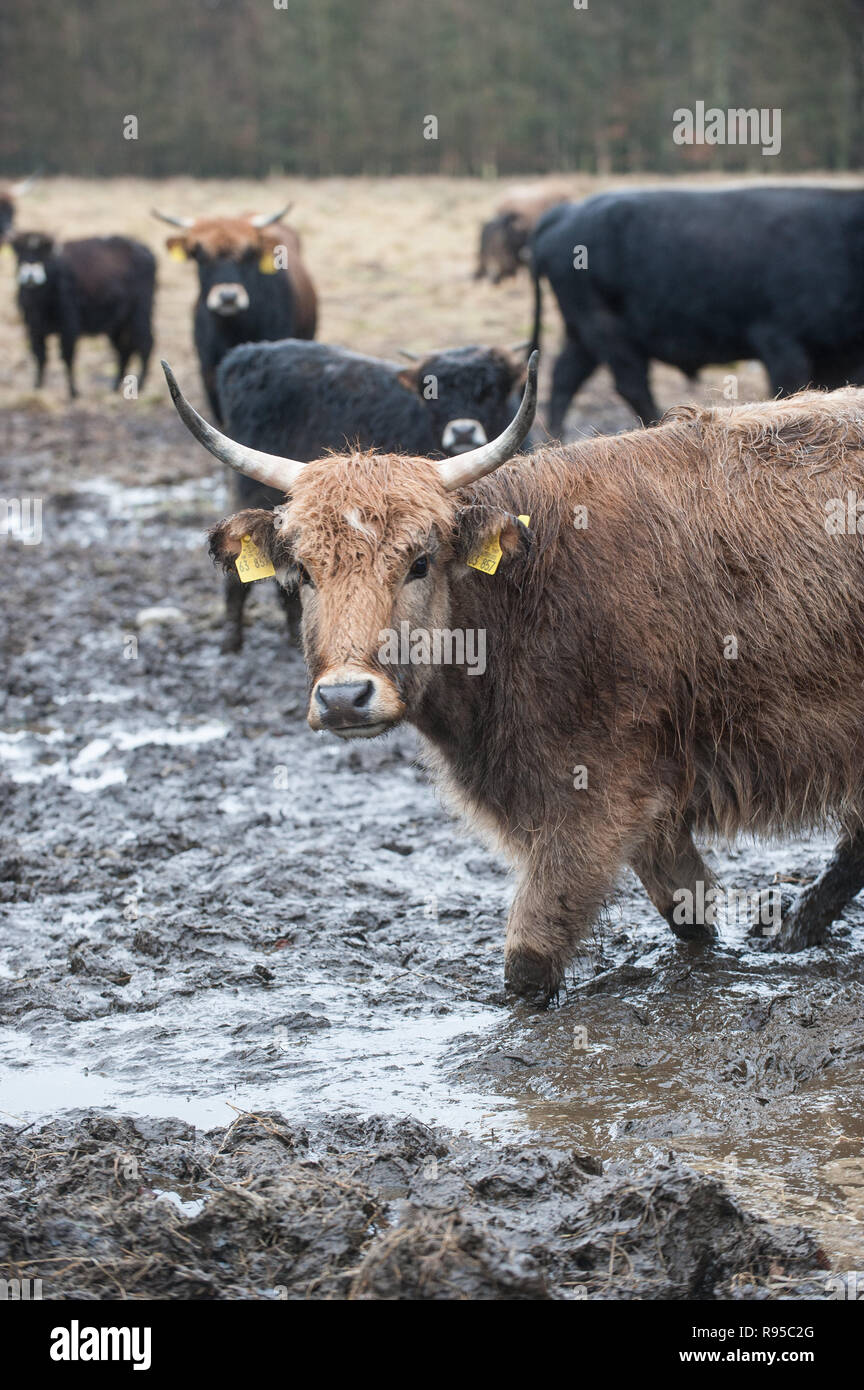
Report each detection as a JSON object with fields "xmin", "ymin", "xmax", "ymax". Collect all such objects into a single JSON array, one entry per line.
[
  {"xmin": 165, "ymin": 235, "xmax": 189, "ymax": 262},
  {"xmin": 209, "ymin": 509, "xmax": 280, "ymax": 571},
  {"xmin": 452, "ymin": 506, "xmax": 531, "ymax": 578}
]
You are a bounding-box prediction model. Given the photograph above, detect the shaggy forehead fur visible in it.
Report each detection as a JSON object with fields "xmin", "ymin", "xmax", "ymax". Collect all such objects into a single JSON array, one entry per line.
[
  {"xmin": 177, "ymin": 218, "xmax": 299, "ymax": 260},
  {"xmin": 279, "ymin": 452, "xmax": 456, "ymax": 578}
]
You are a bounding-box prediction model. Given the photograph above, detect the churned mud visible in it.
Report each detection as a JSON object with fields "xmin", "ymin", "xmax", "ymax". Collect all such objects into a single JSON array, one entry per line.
[{"xmin": 1, "ymin": 363, "xmax": 862, "ymax": 1297}]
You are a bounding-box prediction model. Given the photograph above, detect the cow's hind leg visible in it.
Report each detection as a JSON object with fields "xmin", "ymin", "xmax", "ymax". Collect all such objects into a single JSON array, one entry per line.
[
  {"xmin": 222, "ymin": 570, "xmax": 248, "ymax": 654},
  {"xmin": 749, "ymin": 325, "xmax": 813, "ymax": 396},
  {"xmin": 606, "ymin": 347, "xmax": 657, "ymax": 426},
  {"xmin": 768, "ymin": 826, "xmax": 864, "ymax": 951},
  {"xmin": 629, "ymin": 819, "xmax": 717, "ymax": 942}
]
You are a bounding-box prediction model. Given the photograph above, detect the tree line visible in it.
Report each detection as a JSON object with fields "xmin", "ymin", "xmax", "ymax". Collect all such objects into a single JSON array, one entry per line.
[{"xmin": 1, "ymin": 0, "xmax": 862, "ymax": 178}]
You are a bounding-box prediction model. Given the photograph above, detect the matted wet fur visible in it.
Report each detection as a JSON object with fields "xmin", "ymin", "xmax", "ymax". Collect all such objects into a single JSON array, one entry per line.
[{"xmin": 210, "ymin": 387, "xmax": 864, "ymax": 1000}]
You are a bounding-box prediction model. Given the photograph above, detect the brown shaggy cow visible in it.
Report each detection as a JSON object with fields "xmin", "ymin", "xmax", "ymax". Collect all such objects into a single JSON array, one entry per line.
[
  {"xmin": 475, "ymin": 183, "xmax": 573, "ymax": 283},
  {"xmin": 163, "ymin": 353, "xmax": 864, "ymax": 1002}
]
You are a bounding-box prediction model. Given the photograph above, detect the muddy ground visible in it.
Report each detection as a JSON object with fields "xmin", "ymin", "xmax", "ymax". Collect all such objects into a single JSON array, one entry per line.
[{"xmin": 1, "ymin": 178, "xmax": 863, "ymax": 1301}]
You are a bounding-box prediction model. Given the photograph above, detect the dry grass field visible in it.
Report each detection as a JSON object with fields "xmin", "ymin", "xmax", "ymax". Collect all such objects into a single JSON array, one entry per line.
[{"xmin": 4, "ymin": 171, "xmax": 860, "ymax": 428}]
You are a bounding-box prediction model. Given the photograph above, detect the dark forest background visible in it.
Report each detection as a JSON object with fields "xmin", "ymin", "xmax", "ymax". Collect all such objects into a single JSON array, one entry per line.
[{"xmin": 2, "ymin": 0, "xmax": 863, "ymax": 177}]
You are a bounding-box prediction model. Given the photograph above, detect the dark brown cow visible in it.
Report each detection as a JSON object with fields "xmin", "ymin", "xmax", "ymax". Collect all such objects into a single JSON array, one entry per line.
[
  {"xmin": 475, "ymin": 183, "xmax": 572, "ymax": 283},
  {"xmin": 163, "ymin": 353, "xmax": 864, "ymax": 1002}
]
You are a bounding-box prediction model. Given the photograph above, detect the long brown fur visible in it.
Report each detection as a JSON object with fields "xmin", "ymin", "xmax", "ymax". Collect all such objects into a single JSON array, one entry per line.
[{"xmin": 210, "ymin": 386, "xmax": 864, "ymax": 997}]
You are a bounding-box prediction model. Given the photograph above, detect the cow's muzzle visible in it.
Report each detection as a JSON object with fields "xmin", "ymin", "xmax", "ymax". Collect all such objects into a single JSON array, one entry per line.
[
  {"xmin": 441, "ymin": 418, "xmax": 488, "ymax": 454},
  {"xmin": 309, "ymin": 669, "xmax": 404, "ymax": 739},
  {"xmin": 206, "ymin": 283, "xmax": 250, "ymax": 316},
  {"xmin": 17, "ymin": 262, "xmax": 47, "ymax": 287}
]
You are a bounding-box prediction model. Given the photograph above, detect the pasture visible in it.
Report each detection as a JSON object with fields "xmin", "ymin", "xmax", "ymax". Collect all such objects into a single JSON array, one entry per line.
[{"xmin": 1, "ymin": 176, "xmax": 862, "ymax": 1299}]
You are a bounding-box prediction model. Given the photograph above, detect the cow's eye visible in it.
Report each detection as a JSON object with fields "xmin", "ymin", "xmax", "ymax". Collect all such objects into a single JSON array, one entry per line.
[
  {"xmin": 297, "ymin": 563, "xmax": 314, "ymax": 588},
  {"xmin": 407, "ymin": 554, "xmax": 429, "ymax": 581}
]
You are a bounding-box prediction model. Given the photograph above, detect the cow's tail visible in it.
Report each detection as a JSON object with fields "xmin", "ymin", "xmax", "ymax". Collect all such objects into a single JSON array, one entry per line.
[{"xmin": 528, "ymin": 258, "xmax": 543, "ymax": 359}]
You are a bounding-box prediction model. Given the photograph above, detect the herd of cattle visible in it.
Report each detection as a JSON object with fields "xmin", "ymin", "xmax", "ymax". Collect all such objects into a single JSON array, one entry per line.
[{"xmin": 6, "ymin": 173, "xmax": 864, "ymax": 994}]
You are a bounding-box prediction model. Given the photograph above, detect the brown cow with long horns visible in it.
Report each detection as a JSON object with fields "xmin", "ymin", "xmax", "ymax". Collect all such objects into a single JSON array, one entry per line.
[{"xmin": 163, "ymin": 352, "xmax": 864, "ymax": 1002}]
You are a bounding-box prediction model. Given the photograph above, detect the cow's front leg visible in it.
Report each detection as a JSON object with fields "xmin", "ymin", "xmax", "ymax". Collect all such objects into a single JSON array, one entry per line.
[{"xmin": 504, "ymin": 838, "xmax": 616, "ymax": 1006}]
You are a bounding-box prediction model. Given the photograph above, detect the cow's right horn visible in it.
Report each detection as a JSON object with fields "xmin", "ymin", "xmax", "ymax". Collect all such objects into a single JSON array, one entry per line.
[
  {"xmin": 161, "ymin": 362, "xmax": 306, "ymax": 493},
  {"xmin": 436, "ymin": 351, "xmax": 539, "ymax": 490},
  {"xmin": 250, "ymin": 204, "xmax": 293, "ymax": 228}
]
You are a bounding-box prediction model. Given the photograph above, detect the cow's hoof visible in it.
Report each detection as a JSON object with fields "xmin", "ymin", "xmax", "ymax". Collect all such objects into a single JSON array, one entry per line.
[
  {"xmin": 220, "ymin": 631, "xmax": 243, "ymax": 655},
  {"xmin": 747, "ymin": 887, "xmax": 794, "ymax": 943},
  {"xmin": 756, "ymin": 900, "xmax": 828, "ymax": 953},
  {"xmin": 505, "ymin": 950, "xmax": 562, "ymax": 1008},
  {"xmin": 669, "ymin": 920, "xmax": 717, "ymax": 944}
]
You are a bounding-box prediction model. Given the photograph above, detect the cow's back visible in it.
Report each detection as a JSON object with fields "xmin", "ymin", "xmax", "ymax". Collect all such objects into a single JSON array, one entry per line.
[
  {"xmin": 220, "ymin": 340, "xmax": 431, "ymax": 469},
  {"xmin": 62, "ymin": 237, "xmax": 156, "ymax": 333},
  {"xmin": 532, "ymin": 187, "xmax": 864, "ymax": 372}
]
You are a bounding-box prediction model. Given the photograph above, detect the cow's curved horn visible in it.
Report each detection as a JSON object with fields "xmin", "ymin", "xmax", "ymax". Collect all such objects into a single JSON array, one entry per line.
[
  {"xmin": 397, "ymin": 348, "xmax": 420, "ymax": 361},
  {"xmin": 436, "ymin": 350, "xmax": 539, "ymax": 491},
  {"xmin": 11, "ymin": 172, "xmax": 39, "ymax": 197},
  {"xmin": 161, "ymin": 361, "xmax": 305, "ymax": 493},
  {"xmin": 250, "ymin": 204, "xmax": 293, "ymax": 229},
  {"xmin": 151, "ymin": 208, "xmax": 194, "ymax": 228}
]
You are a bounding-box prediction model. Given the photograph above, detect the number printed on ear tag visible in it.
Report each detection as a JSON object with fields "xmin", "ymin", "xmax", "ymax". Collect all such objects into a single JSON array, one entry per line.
[
  {"xmin": 466, "ymin": 514, "xmax": 530, "ymax": 575},
  {"xmin": 235, "ymin": 534, "xmax": 275, "ymax": 583}
]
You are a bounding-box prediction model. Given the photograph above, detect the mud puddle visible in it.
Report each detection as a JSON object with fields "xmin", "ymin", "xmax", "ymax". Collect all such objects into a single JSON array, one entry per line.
[{"xmin": 0, "ymin": 404, "xmax": 861, "ymax": 1297}]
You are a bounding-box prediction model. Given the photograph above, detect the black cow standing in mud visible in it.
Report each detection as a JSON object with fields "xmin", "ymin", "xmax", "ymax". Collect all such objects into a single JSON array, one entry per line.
[
  {"xmin": 214, "ymin": 338, "xmax": 530, "ymax": 653},
  {"xmin": 531, "ymin": 186, "xmax": 864, "ymax": 434},
  {"xmin": 152, "ymin": 206, "xmax": 317, "ymax": 422},
  {"xmin": 11, "ymin": 232, "xmax": 155, "ymax": 397}
]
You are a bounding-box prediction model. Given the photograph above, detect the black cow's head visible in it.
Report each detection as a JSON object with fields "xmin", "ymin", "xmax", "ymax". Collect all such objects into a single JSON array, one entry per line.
[
  {"xmin": 11, "ymin": 231, "xmax": 55, "ymax": 289},
  {"xmin": 152, "ymin": 206, "xmax": 295, "ymax": 319},
  {"xmin": 397, "ymin": 346, "xmax": 529, "ymax": 456}
]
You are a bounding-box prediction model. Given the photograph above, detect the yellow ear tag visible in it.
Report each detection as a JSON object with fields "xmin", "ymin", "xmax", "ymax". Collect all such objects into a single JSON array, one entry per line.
[
  {"xmin": 467, "ymin": 514, "xmax": 530, "ymax": 575},
  {"xmin": 235, "ymin": 534, "xmax": 275, "ymax": 583},
  {"xmin": 258, "ymin": 251, "xmax": 277, "ymax": 274},
  {"xmin": 168, "ymin": 244, "xmax": 187, "ymax": 262},
  {"xmin": 0, "ymin": 243, "xmax": 12, "ymax": 258}
]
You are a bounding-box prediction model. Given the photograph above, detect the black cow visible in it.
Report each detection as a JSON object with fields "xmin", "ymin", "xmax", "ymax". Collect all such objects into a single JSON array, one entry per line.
[
  {"xmin": 530, "ymin": 186, "xmax": 864, "ymax": 434},
  {"xmin": 11, "ymin": 232, "xmax": 155, "ymax": 398},
  {"xmin": 152, "ymin": 207, "xmax": 317, "ymax": 422},
  {"xmin": 214, "ymin": 338, "xmax": 529, "ymax": 652}
]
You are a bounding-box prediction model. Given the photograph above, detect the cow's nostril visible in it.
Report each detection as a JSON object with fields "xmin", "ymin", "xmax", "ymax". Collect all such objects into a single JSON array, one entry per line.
[{"xmin": 315, "ymin": 680, "xmax": 374, "ymax": 721}]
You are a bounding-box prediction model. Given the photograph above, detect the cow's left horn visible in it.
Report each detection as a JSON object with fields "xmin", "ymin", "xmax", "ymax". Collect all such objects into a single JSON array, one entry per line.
[
  {"xmin": 436, "ymin": 350, "xmax": 539, "ymax": 490},
  {"xmin": 151, "ymin": 208, "xmax": 194, "ymax": 228},
  {"xmin": 11, "ymin": 172, "xmax": 39, "ymax": 197},
  {"xmin": 161, "ymin": 362, "xmax": 306, "ymax": 493},
  {"xmin": 250, "ymin": 204, "xmax": 293, "ymax": 228}
]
